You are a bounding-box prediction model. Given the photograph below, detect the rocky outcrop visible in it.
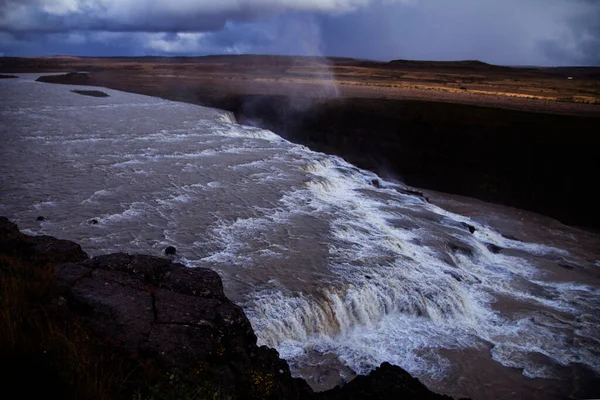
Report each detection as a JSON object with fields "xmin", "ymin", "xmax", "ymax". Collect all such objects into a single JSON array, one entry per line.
[
  {"xmin": 0, "ymin": 216, "xmax": 88, "ymax": 264},
  {"xmin": 55, "ymin": 252, "xmax": 312, "ymax": 399},
  {"xmin": 0, "ymin": 216, "xmax": 460, "ymax": 399}
]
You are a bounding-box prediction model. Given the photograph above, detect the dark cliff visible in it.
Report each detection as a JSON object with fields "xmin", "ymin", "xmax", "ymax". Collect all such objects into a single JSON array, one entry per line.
[
  {"xmin": 223, "ymin": 95, "xmax": 600, "ymax": 230},
  {"xmin": 0, "ymin": 217, "xmax": 458, "ymax": 400}
]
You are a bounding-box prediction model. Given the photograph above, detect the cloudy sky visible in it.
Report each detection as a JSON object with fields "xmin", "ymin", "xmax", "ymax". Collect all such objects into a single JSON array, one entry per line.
[{"xmin": 1, "ymin": 0, "xmax": 599, "ymax": 65}]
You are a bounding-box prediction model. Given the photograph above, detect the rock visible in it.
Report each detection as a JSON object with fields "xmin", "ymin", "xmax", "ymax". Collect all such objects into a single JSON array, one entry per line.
[
  {"xmin": 0, "ymin": 216, "xmax": 87, "ymax": 263},
  {"xmin": 0, "ymin": 216, "xmax": 20, "ymax": 238},
  {"xmin": 461, "ymin": 222, "xmax": 476, "ymax": 234},
  {"xmin": 448, "ymin": 242, "xmax": 475, "ymax": 257},
  {"xmin": 60, "ymin": 250, "xmax": 311, "ymax": 399},
  {"xmin": 85, "ymin": 253, "xmax": 172, "ymax": 286},
  {"xmin": 1, "ymin": 216, "xmax": 463, "ymax": 400},
  {"xmin": 318, "ymin": 362, "xmax": 454, "ymax": 399},
  {"xmin": 444, "ymin": 270, "xmax": 463, "ymax": 282},
  {"xmin": 161, "ymin": 265, "xmax": 226, "ymax": 299},
  {"xmin": 165, "ymin": 245, "xmax": 177, "ymax": 255},
  {"xmin": 396, "ymin": 188, "xmax": 430, "ymax": 203},
  {"xmin": 485, "ymin": 243, "xmax": 503, "ymax": 254},
  {"xmin": 70, "ymin": 89, "xmax": 110, "ymax": 98},
  {"xmin": 30, "ymin": 235, "xmax": 88, "ymax": 263},
  {"xmin": 54, "ymin": 262, "xmax": 92, "ymax": 294},
  {"xmin": 89, "ymin": 219, "xmax": 98, "ymax": 225},
  {"xmin": 69, "ymin": 271, "xmax": 155, "ymax": 351},
  {"xmin": 558, "ymin": 263, "xmax": 575, "ymax": 270},
  {"xmin": 36, "ymin": 72, "xmax": 93, "ymax": 85},
  {"xmin": 36, "ymin": 216, "xmax": 46, "ymax": 221},
  {"xmin": 371, "ymin": 179, "xmax": 381, "ymax": 188}
]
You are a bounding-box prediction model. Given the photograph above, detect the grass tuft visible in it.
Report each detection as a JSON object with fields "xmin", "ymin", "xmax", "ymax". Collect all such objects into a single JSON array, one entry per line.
[{"xmin": 0, "ymin": 254, "xmax": 120, "ymax": 399}]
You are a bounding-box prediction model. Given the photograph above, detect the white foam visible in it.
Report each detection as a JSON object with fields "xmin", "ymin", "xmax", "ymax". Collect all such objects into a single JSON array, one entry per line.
[
  {"xmin": 214, "ymin": 120, "xmax": 285, "ymax": 142},
  {"xmin": 217, "ymin": 112, "xmax": 237, "ymax": 124},
  {"xmin": 222, "ymin": 155, "xmax": 600, "ymax": 381},
  {"xmin": 33, "ymin": 201, "xmax": 57, "ymax": 210},
  {"xmin": 99, "ymin": 202, "xmax": 153, "ymax": 224},
  {"xmin": 81, "ymin": 189, "xmax": 113, "ymax": 204}
]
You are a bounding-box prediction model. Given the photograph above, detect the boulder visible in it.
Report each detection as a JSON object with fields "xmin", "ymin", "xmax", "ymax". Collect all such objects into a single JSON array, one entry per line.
[
  {"xmin": 461, "ymin": 222, "xmax": 476, "ymax": 234},
  {"xmin": 318, "ymin": 362, "xmax": 455, "ymax": 399},
  {"xmin": 165, "ymin": 245, "xmax": 177, "ymax": 255}
]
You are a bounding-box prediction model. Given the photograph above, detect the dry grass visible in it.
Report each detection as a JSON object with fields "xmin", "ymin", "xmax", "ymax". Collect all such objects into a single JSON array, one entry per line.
[
  {"xmin": 0, "ymin": 254, "xmax": 120, "ymax": 399},
  {"xmin": 4, "ymin": 56, "xmax": 600, "ymax": 112}
]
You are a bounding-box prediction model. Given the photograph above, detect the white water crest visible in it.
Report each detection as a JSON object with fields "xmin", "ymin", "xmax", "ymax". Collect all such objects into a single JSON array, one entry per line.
[{"xmin": 1, "ymin": 74, "xmax": 599, "ymax": 399}]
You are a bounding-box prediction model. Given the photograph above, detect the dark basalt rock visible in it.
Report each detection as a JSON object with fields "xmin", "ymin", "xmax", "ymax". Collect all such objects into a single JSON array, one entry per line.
[
  {"xmin": 558, "ymin": 263, "xmax": 575, "ymax": 270},
  {"xmin": 485, "ymin": 243, "xmax": 503, "ymax": 254},
  {"xmin": 448, "ymin": 242, "xmax": 475, "ymax": 257},
  {"xmin": 0, "ymin": 217, "xmax": 88, "ymax": 263},
  {"xmin": 36, "ymin": 72, "xmax": 93, "ymax": 85},
  {"xmin": 89, "ymin": 219, "xmax": 98, "ymax": 225},
  {"xmin": 371, "ymin": 179, "xmax": 381, "ymax": 188},
  {"xmin": 0, "ymin": 216, "xmax": 463, "ymax": 400},
  {"xmin": 40, "ymin": 237, "xmax": 311, "ymax": 399},
  {"xmin": 36, "ymin": 216, "xmax": 46, "ymax": 221},
  {"xmin": 396, "ymin": 188, "xmax": 430, "ymax": 203},
  {"xmin": 461, "ymin": 222, "xmax": 476, "ymax": 234},
  {"xmin": 317, "ymin": 362, "xmax": 455, "ymax": 400},
  {"xmin": 70, "ymin": 89, "xmax": 110, "ymax": 98},
  {"xmin": 165, "ymin": 245, "xmax": 177, "ymax": 255}
]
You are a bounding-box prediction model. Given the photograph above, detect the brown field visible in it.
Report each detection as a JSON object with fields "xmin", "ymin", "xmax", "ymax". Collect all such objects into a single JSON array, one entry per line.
[{"xmin": 1, "ymin": 55, "xmax": 600, "ymax": 116}]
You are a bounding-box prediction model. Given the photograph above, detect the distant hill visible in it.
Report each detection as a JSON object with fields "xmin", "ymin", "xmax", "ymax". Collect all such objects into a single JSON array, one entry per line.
[{"xmin": 388, "ymin": 59, "xmax": 509, "ymax": 70}]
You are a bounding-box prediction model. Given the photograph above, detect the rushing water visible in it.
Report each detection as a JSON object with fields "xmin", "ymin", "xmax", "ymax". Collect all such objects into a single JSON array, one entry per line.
[{"xmin": 1, "ymin": 75, "xmax": 599, "ymax": 399}]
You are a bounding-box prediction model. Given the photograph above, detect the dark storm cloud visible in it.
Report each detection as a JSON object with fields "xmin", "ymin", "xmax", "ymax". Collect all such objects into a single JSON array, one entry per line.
[
  {"xmin": 0, "ymin": 0, "xmax": 599, "ymax": 66},
  {"xmin": 538, "ymin": 2, "xmax": 600, "ymax": 66},
  {"xmin": 0, "ymin": 0, "xmax": 230, "ymax": 33},
  {"xmin": 0, "ymin": 0, "xmax": 369, "ymax": 33},
  {"xmin": 316, "ymin": 0, "xmax": 600, "ymax": 66}
]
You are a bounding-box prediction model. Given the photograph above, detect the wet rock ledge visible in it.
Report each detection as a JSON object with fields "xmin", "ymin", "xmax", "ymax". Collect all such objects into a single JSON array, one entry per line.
[{"xmin": 0, "ymin": 216, "xmax": 459, "ymax": 399}]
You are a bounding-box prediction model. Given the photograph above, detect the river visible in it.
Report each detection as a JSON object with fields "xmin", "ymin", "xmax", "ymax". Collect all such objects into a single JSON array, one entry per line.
[{"xmin": 1, "ymin": 74, "xmax": 598, "ymax": 399}]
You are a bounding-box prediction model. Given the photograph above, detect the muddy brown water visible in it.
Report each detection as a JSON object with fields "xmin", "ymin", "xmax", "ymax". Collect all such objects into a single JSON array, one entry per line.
[{"xmin": 1, "ymin": 75, "xmax": 598, "ymax": 399}]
